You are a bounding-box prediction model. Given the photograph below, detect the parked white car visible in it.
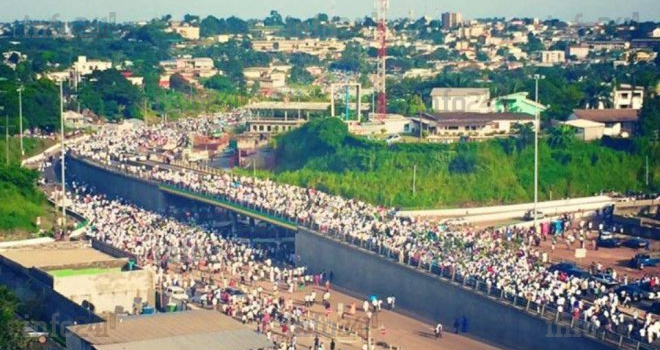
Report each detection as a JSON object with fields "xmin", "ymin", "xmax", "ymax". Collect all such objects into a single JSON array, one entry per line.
[
  {"xmin": 165, "ymin": 286, "xmax": 189, "ymax": 301},
  {"xmin": 385, "ymin": 134, "xmax": 402, "ymax": 145}
]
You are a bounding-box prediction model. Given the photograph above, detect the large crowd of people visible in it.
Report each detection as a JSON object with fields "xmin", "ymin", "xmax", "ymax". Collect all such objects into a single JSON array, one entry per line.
[
  {"xmin": 66, "ymin": 116, "xmax": 660, "ymax": 346},
  {"xmin": 68, "ymin": 183, "xmax": 344, "ymax": 350}
]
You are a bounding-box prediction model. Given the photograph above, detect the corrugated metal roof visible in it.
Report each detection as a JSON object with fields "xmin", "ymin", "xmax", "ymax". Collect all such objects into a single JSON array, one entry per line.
[
  {"xmin": 94, "ymin": 330, "xmax": 273, "ymax": 350},
  {"xmin": 572, "ymin": 109, "xmax": 639, "ymax": 123},
  {"xmin": 67, "ymin": 311, "xmax": 266, "ymax": 348}
]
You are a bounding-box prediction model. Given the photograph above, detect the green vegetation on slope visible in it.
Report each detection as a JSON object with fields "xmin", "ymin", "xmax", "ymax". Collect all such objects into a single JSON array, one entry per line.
[
  {"xmin": 244, "ymin": 118, "xmax": 658, "ymax": 209},
  {"xmin": 0, "ymin": 286, "xmax": 33, "ymax": 350},
  {"xmin": 0, "ymin": 164, "xmax": 44, "ymax": 231}
]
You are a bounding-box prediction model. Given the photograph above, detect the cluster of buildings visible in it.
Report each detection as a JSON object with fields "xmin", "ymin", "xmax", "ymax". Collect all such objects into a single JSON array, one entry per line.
[
  {"xmin": 44, "ymin": 56, "xmax": 144, "ymax": 89},
  {"xmin": 243, "ymin": 63, "xmax": 292, "ymax": 94},
  {"xmin": 560, "ymin": 84, "xmax": 645, "ymax": 141},
  {"xmin": 158, "ymin": 56, "xmax": 220, "ymax": 89},
  {"xmin": 251, "ymin": 37, "xmax": 345, "ymax": 57}
]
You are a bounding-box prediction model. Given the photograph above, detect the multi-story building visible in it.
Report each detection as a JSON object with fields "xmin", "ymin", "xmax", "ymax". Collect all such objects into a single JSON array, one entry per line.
[
  {"xmin": 566, "ymin": 45, "xmax": 590, "ymax": 60},
  {"xmin": 442, "ymin": 12, "xmax": 463, "ymax": 29},
  {"xmin": 612, "ymin": 84, "xmax": 644, "ymax": 110},
  {"xmin": 251, "ymin": 38, "xmax": 345, "ymax": 57},
  {"xmin": 71, "ymin": 56, "xmax": 112, "ymax": 85},
  {"xmin": 540, "ymin": 50, "xmax": 566, "ymax": 65}
]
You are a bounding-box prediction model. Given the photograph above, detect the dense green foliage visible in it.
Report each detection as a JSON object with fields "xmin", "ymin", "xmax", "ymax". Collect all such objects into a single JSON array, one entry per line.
[
  {"xmin": 79, "ymin": 69, "xmax": 143, "ymax": 120},
  {"xmin": 0, "ymin": 69, "xmax": 60, "ymax": 131},
  {"xmin": 0, "ymin": 286, "xmax": 32, "ymax": 349},
  {"xmin": 260, "ymin": 119, "xmax": 658, "ymax": 209},
  {"xmin": 0, "ymin": 164, "xmax": 43, "ymax": 231}
]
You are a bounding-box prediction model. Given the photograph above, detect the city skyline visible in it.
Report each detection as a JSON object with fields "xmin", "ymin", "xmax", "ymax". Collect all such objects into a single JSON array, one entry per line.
[{"xmin": 2, "ymin": 0, "xmax": 659, "ymax": 23}]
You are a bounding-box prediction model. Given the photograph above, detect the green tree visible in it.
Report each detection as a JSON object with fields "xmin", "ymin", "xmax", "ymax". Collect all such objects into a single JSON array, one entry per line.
[
  {"xmin": 548, "ymin": 125, "xmax": 575, "ymax": 149},
  {"xmin": 638, "ymin": 94, "xmax": 660, "ymax": 140},
  {"xmin": 289, "ymin": 66, "xmax": 314, "ymax": 85},
  {"xmin": 203, "ymin": 75, "xmax": 237, "ymax": 93},
  {"xmin": 0, "ymin": 286, "xmax": 31, "ymax": 350},
  {"xmin": 79, "ymin": 69, "xmax": 144, "ymax": 120}
]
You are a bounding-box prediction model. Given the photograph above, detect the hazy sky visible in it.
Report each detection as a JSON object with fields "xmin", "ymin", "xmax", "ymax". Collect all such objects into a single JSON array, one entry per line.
[{"xmin": 3, "ymin": 0, "xmax": 659, "ymax": 23}]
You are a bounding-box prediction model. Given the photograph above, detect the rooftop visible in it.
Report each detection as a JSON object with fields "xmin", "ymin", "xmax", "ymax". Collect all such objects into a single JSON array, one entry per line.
[
  {"xmin": 0, "ymin": 242, "xmax": 122, "ymax": 271},
  {"xmin": 430, "ymin": 87, "xmax": 490, "ymax": 97},
  {"xmin": 420, "ymin": 112, "xmax": 534, "ymax": 123},
  {"xmin": 563, "ymin": 119, "xmax": 605, "ymax": 129},
  {"xmin": 572, "ymin": 109, "xmax": 639, "ymax": 123},
  {"xmin": 67, "ymin": 310, "xmax": 272, "ymax": 350}
]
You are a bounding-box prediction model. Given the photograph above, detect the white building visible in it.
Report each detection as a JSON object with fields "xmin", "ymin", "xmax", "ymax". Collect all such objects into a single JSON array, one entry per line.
[
  {"xmin": 566, "ymin": 45, "xmax": 590, "ymax": 60},
  {"xmin": 72, "ymin": 56, "xmax": 112, "ymax": 77},
  {"xmin": 612, "ymin": 84, "xmax": 644, "ymax": 110},
  {"xmin": 540, "ymin": 50, "xmax": 565, "ymax": 65},
  {"xmin": 430, "ymin": 88, "xmax": 492, "ymax": 113}
]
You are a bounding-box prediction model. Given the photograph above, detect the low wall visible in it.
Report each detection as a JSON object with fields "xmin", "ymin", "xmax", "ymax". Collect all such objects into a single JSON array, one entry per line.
[
  {"xmin": 296, "ymin": 228, "xmax": 614, "ymax": 350},
  {"xmin": 65, "ymin": 157, "xmax": 167, "ymax": 213},
  {"xmin": 398, "ymin": 196, "xmax": 614, "ymax": 218},
  {"xmin": 0, "ymin": 256, "xmax": 103, "ymax": 328}
]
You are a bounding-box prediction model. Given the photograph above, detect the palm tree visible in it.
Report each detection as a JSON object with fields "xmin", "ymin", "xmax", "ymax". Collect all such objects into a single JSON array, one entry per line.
[
  {"xmin": 512, "ymin": 123, "xmax": 534, "ymax": 150},
  {"xmin": 581, "ymin": 83, "xmax": 611, "ymax": 109},
  {"xmin": 548, "ymin": 125, "xmax": 575, "ymax": 149}
]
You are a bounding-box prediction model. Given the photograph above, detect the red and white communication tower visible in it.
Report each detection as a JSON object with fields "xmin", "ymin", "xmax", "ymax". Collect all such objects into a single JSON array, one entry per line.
[{"xmin": 375, "ymin": 0, "xmax": 388, "ymax": 119}]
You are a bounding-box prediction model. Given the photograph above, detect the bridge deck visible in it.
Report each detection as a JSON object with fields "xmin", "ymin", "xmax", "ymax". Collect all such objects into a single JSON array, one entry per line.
[{"xmin": 159, "ymin": 184, "xmax": 298, "ymax": 231}]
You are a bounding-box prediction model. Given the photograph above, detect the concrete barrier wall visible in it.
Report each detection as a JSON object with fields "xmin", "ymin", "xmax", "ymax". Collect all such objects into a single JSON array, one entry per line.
[
  {"xmin": 0, "ymin": 257, "xmax": 103, "ymax": 327},
  {"xmin": 65, "ymin": 157, "xmax": 166, "ymax": 213},
  {"xmin": 53, "ymin": 269, "xmax": 155, "ymax": 315},
  {"xmin": 295, "ymin": 228, "xmax": 613, "ymax": 350}
]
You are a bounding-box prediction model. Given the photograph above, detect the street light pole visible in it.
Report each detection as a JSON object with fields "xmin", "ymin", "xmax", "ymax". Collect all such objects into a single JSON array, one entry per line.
[
  {"xmin": 412, "ymin": 164, "xmax": 417, "ymax": 197},
  {"xmin": 60, "ymin": 81, "xmax": 66, "ymax": 228},
  {"xmin": 4, "ymin": 113, "xmax": 8, "ymax": 166},
  {"xmin": 533, "ymin": 74, "xmax": 544, "ymax": 234},
  {"xmin": 18, "ymin": 86, "xmax": 24, "ymax": 157}
]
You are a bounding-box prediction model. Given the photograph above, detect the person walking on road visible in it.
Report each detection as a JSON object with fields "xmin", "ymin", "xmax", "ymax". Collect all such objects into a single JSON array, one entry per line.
[
  {"xmin": 434, "ymin": 322, "xmax": 443, "ymax": 339},
  {"xmin": 454, "ymin": 318, "xmax": 460, "ymax": 334}
]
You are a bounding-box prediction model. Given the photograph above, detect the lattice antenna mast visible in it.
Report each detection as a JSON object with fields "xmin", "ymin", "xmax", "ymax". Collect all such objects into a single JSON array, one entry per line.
[{"xmin": 375, "ymin": 0, "xmax": 388, "ymax": 119}]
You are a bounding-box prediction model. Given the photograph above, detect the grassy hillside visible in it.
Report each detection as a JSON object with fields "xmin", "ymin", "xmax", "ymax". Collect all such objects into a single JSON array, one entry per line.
[
  {"xmin": 241, "ymin": 118, "xmax": 658, "ymax": 209},
  {"xmin": 0, "ymin": 137, "xmax": 53, "ymax": 236}
]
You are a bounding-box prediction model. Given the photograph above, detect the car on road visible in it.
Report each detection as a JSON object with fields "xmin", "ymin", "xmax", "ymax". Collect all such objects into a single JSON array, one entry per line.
[
  {"xmin": 222, "ymin": 287, "xmax": 247, "ymax": 303},
  {"xmin": 622, "ymin": 237, "xmax": 650, "ymax": 250},
  {"xmin": 523, "ymin": 210, "xmax": 546, "ymax": 221},
  {"xmin": 597, "ymin": 237, "xmax": 623, "ymax": 248},
  {"xmin": 629, "ymin": 254, "xmax": 660, "ymax": 269},
  {"xmin": 24, "ymin": 325, "xmax": 49, "ymax": 339},
  {"xmin": 385, "ymin": 134, "xmax": 402, "ymax": 145},
  {"xmin": 165, "ymin": 286, "xmax": 189, "ymax": 301},
  {"xmin": 547, "ymin": 262, "xmax": 590, "ymax": 279},
  {"xmin": 590, "ymin": 273, "xmax": 620, "ymax": 288}
]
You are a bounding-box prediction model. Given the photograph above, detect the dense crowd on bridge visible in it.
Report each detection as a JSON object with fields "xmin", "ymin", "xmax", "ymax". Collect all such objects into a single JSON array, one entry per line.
[{"xmin": 67, "ymin": 117, "xmax": 660, "ymax": 345}]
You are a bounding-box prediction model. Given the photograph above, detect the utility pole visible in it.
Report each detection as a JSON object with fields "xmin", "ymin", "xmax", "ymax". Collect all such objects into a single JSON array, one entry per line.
[
  {"xmin": 17, "ymin": 86, "xmax": 24, "ymax": 156},
  {"xmin": 533, "ymin": 74, "xmax": 545, "ymax": 234},
  {"xmin": 412, "ymin": 164, "xmax": 417, "ymax": 197},
  {"xmin": 60, "ymin": 81, "xmax": 66, "ymax": 228},
  {"xmin": 646, "ymin": 155, "xmax": 650, "ymax": 188},
  {"xmin": 4, "ymin": 112, "xmax": 8, "ymax": 165}
]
